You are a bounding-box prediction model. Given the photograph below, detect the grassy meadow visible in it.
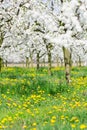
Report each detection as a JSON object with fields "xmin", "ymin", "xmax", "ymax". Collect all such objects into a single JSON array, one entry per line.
[{"xmin": 0, "ymin": 66, "xmax": 87, "ymax": 130}]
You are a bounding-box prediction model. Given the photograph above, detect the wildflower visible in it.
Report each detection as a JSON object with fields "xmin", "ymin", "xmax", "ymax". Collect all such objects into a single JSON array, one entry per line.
[
  {"xmin": 50, "ymin": 119, "xmax": 56, "ymax": 124},
  {"xmin": 6, "ymin": 103, "xmax": 11, "ymax": 107},
  {"xmin": 80, "ymin": 124, "xmax": 87, "ymax": 129},
  {"xmin": 50, "ymin": 116, "xmax": 56, "ymax": 124},
  {"xmin": 52, "ymin": 116, "xmax": 56, "ymax": 120},
  {"xmin": 75, "ymin": 119, "xmax": 79, "ymax": 122},
  {"xmin": 13, "ymin": 102, "xmax": 17, "ymax": 107},
  {"xmin": 26, "ymin": 109, "xmax": 31, "ymax": 113},
  {"xmin": 23, "ymin": 125, "xmax": 27, "ymax": 129},
  {"xmin": 70, "ymin": 117, "xmax": 78, "ymax": 122},
  {"xmin": 48, "ymin": 111, "xmax": 52, "ymax": 114},
  {"xmin": 32, "ymin": 123, "xmax": 37, "ymax": 126},
  {"xmin": 83, "ymin": 103, "xmax": 87, "ymax": 107},
  {"xmin": 71, "ymin": 124, "xmax": 76, "ymax": 128},
  {"xmin": 52, "ymin": 106, "xmax": 57, "ymax": 109},
  {"xmin": 32, "ymin": 128, "xmax": 37, "ymax": 130},
  {"xmin": 8, "ymin": 116, "xmax": 12, "ymax": 121},
  {"xmin": 1, "ymin": 118, "xmax": 7, "ymax": 124},
  {"xmin": 61, "ymin": 115, "xmax": 64, "ymax": 120},
  {"xmin": 75, "ymin": 102, "xmax": 81, "ymax": 106},
  {"xmin": 0, "ymin": 125, "xmax": 3, "ymax": 129}
]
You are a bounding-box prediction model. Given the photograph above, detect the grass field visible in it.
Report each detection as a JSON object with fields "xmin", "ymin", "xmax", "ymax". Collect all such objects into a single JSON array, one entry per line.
[{"xmin": 0, "ymin": 67, "xmax": 87, "ymax": 130}]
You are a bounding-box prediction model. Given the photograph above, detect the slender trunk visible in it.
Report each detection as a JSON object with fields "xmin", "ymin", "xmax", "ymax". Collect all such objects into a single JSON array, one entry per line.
[
  {"xmin": 79, "ymin": 56, "xmax": 81, "ymax": 67},
  {"xmin": 26, "ymin": 57, "xmax": 29, "ymax": 68},
  {"xmin": 5, "ymin": 60, "xmax": 7, "ymax": 67},
  {"xmin": 48, "ymin": 50, "xmax": 51, "ymax": 75},
  {"xmin": 0, "ymin": 33, "xmax": 4, "ymax": 72},
  {"xmin": 76, "ymin": 61, "xmax": 78, "ymax": 66},
  {"xmin": 63, "ymin": 47, "xmax": 72, "ymax": 84},
  {"xmin": 22, "ymin": 61, "xmax": 25, "ymax": 67},
  {"xmin": 60, "ymin": 59, "xmax": 63, "ymax": 67},
  {"xmin": 30, "ymin": 56, "xmax": 33, "ymax": 68},
  {"xmin": 40, "ymin": 62, "xmax": 42, "ymax": 67},
  {"xmin": 56, "ymin": 55, "xmax": 59, "ymax": 67},
  {"xmin": 43, "ymin": 58, "xmax": 45, "ymax": 67},
  {"xmin": 0, "ymin": 58, "xmax": 4, "ymax": 71},
  {"xmin": 37, "ymin": 52, "xmax": 40, "ymax": 70},
  {"xmin": 0, "ymin": 58, "xmax": 2, "ymax": 72},
  {"xmin": 1, "ymin": 59, "xmax": 4, "ymax": 67},
  {"xmin": 26, "ymin": 57, "xmax": 28, "ymax": 67},
  {"xmin": 46, "ymin": 44, "xmax": 52, "ymax": 75}
]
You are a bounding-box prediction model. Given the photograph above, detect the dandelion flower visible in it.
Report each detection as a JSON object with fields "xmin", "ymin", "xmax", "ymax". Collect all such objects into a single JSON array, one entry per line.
[{"xmin": 80, "ymin": 124, "xmax": 87, "ymax": 129}]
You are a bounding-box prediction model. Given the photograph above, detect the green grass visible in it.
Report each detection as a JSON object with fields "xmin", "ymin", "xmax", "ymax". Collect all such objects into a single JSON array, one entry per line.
[{"xmin": 0, "ymin": 66, "xmax": 87, "ymax": 130}]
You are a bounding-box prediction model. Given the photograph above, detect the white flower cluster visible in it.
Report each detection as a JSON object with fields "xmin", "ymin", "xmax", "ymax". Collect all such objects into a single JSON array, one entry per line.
[{"xmin": 0, "ymin": 0, "xmax": 87, "ymax": 64}]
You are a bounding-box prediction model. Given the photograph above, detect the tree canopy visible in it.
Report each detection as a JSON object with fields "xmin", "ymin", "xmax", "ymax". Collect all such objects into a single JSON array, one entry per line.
[{"xmin": 0, "ymin": 0, "xmax": 87, "ymax": 64}]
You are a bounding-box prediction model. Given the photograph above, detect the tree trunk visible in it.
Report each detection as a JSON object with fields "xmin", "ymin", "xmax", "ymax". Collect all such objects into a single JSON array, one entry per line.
[
  {"xmin": 37, "ymin": 52, "xmax": 40, "ymax": 70},
  {"xmin": 48, "ymin": 50, "xmax": 51, "ymax": 75},
  {"xmin": 22, "ymin": 61, "xmax": 25, "ymax": 67},
  {"xmin": 79, "ymin": 56, "xmax": 81, "ymax": 67},
  {"xmin": 0, "ymin": 58, "xmax": 2, "ymax": 72},
  {"xmin": 2, "ymin": 59, "xmax": 4, "ymax": 67},
  {"xmin": 60, "ymin": 58, "xmax": 63, "ymax": 67},
  {"xmin": 43, "ymin": 58, "xmax": 45, "ymax": 67},
  {"xmin": 46, "ymin": 44, "xmax": 52, "ymax": 75},
  {"xmin": 26, "ymin": 57, "xmax": 30, "ymax": 68},
  {"xmin": 56, "ymin": 55, "xmax": 59, "ymax": 67},
  {"xmin": 0, "ymin": 58, "xmax": 3, "ymax": 71},
  {"xmin": 5, "ymin": 60, "xmax": 7, "ymax": 67},
  {"xmin": 30, "ymin": 55, "xmax": 33, "ymax": 68},
  {"xmin": 0, "ymin": 33, "xmax": 4, "ymax": 72},
  {"xmin": 63, "ymin": 47, "xmax": 72, "ymax": 84}
]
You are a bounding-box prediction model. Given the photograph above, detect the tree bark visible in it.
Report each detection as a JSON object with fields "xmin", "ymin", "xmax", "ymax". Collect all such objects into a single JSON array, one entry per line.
[
  {"xmin": 30, "ymin": 55, "xmax": 33, "ymax": 68},
  {"xmin": 5, "ymin": 60, "xmax": 8, "ymax": 67},
  {"xmin": 0, "ymin": 58, "xmax": 2, "ymax": 72},
  {"xmin": 63, "ymin": 47, "xmax": 72, "ymax": 84},
  {"xmin": 43, "ymin": 58, "xmax": 45, "ymax": 67},
  {"xmin": 79, "ymin": 56, "xmax": 81, "ymax": 67},
  {"xmin": 46, "ymin": 44, "xmax": 52, "ymax": 75},
  {"xmin": 56, "ymin": 55, "xmax": 59, "ymax": 67},
  {"xmin": 60, "ymin": 58, "xmax": 63, "ymax": 67},
  {"xmin": 2, "ymin": 59, "xmax": 4, "ymax": 67},
  {"xmin": 37, "ymin": 52, "xmax": 40, "ymax": 70},
  {"xmin": 0, "ymin": 33, "xmax": 3, "ymax": 72},
  {"xmin": 26, "ymin": 57, "xmax": 30, "ymax": 68},
  {"xmin": 48, "ymin": 50, "xmax": 51, "ymax": 75}
]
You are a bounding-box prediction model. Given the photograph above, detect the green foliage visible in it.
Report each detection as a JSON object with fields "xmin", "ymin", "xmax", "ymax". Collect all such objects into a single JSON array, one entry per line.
[
  {"xmin": 0, "ymin": 67, "xmax": 68, "ymax": 96},
  {"xmin": 0, "ymin": 67, "xmax": 87, "ymax": 130}
]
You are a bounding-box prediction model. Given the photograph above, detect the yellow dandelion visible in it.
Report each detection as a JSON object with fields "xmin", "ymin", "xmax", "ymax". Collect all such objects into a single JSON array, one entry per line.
[
  {"xmin": 50, "ymin": 119, "xmax": 56, "ymax": 124},
  {"xmin": 61, "ymin": 115, "xmax": 65, "ymax": 120},
  {"xmin": 26, "ymin": 109, "xmax": 31, "ymax": 113},
  {"xmin": 71, "ymin": 124, "xmax": 76, "ymax": 128},
  {"xmin": 23, "ymin": 125, "xmax": 27, "ymax": 129},
  {"xmin": 8, "ymin": 116, "xmax": 12, "ymax": 121},
  {"xmin": 32, "ymin": 123, "xmax": 37, "ymax": 126},
  {"xmin": 75, "ymin": 119, "xmax": 79, "ymax": 122},
  {"xmin": 0, "ymin": 125, "xmax": 3, "ymax": 129},
  {"xmin": 80, "ymin": 124, "xmax": 87, "ymax": 129},
  {"xmin": 13, "ymin": 102, "xmax": 17, "ymax": 107},
  {"xmin": 32, "ymin": 128, "xmax": 37, "ymax": 130},
  {"xmin": 52, "ymin": 116, "xmax": 56, "ymax": 120},
  {"xmin": 1, "ymin": 118, "xmax": 7, "ymax": 124}
]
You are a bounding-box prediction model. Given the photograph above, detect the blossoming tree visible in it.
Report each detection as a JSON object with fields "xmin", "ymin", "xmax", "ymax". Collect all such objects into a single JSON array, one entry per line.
[{"xmin": 0, "ymin": 0, "xmax": 87, "ymax": 83}]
